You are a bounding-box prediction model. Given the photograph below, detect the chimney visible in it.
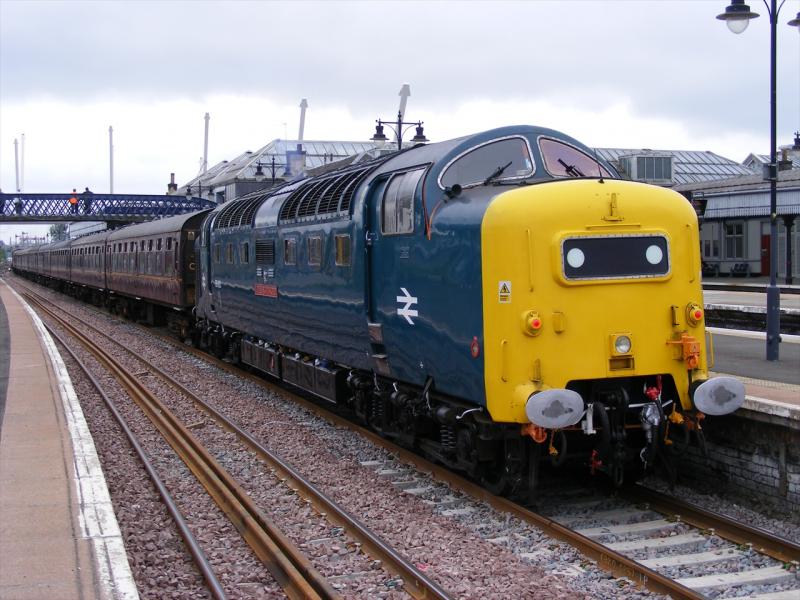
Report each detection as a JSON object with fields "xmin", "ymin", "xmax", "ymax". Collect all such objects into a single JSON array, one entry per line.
[
  {"xmin": 167, "ymin": 173, "xmax": 178, "ymax": 194},
  {"xmin": 778, "ymin": 149, "xmax": 792, "ymax": 172}
]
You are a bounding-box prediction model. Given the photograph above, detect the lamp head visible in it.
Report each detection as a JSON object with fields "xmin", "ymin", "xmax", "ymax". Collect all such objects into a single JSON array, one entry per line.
[
  {"xmin": 788, "ymin": 11, "xmax": 800, "ymax": 32},
  {"xmin": 371, "ymin": 122, "xmax": 388, "ymax": 148},
  {"xmin": 411, "ymin": 124, "xmax": 428, "ymax": 144},
  {"xmin": 716, "ymin": 0, "xmax": 759, "ymax": 34}
]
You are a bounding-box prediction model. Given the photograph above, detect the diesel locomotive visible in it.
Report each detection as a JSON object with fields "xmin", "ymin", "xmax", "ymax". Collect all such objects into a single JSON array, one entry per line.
[{"xmin": 13, "ymin": 125, "xmax": 745, "ymax": 498}]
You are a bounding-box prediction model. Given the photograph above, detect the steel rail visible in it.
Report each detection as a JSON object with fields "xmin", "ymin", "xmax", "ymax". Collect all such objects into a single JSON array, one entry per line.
[
  {"xmin": 21, "ymin": 285, "xmax": 450, "ymax": 599},
  {"xmin": 41, "ymin": 322, "xmax": 228, "ymax": 600},
  {"xmin": 145, "ymin": 329, "xmax": 706, "ymax": 600},
  {"xmin": 24, "ymin": 293, "xmax": 338, "ymax": 600},
  {"xmin": 622, "ymin": 484, "xmax": 800, "ymax": 564}
]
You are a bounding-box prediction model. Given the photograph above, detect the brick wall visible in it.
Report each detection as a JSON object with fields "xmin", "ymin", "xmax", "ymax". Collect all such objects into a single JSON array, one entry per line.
[{"xmin": 676, "ymin": 410, "xmax": 800, "ymax": 513}]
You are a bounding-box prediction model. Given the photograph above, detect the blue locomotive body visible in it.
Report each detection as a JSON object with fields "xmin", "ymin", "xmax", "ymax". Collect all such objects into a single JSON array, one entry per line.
[{"xmin": 196, "ymin": 125, "xmax": 589, "ymax": 406}]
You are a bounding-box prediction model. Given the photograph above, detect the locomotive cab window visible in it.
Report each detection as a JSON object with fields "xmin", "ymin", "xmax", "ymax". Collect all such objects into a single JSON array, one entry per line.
[
  {"xmin": 382, "ymin": 168, "xmax": 425, "ymax": 235},
  {"xmin": 539, "ymin": 138, "xmax": 612, "ymax": 179},
  {"xmin": 439, "ymin": 137, "xmax": 533, "ymax": 189}
]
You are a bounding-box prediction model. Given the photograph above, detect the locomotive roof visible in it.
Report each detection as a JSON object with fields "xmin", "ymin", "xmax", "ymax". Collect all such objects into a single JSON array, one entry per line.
[
  {"xmin": 107, "ymin": 208, "xmax": 211, "ymax": 240},
  {"xmin": 237, "ymin": 125, "xmax": 615, "ymax": 229}
]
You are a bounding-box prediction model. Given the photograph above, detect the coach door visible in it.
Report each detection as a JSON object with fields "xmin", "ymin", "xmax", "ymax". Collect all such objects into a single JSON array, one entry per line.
[{"xmin": 365, "ymin": 166, "xmax": 427, "ymax": 382}]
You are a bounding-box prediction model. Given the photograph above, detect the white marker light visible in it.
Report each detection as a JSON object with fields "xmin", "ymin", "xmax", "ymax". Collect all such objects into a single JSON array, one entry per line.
[
  {"xmin": 566, "ymin": 248, "xmax": 585, "ymax": 268},
  {"xmin": 645, "ymin": 245, "xmax": 663, "ymax": 265}
]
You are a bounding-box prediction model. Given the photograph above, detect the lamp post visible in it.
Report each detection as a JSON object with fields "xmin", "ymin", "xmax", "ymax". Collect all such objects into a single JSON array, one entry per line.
[
  {"xmin": 371, "ymin": 110, "xmax": 429, "ymax": 151},
  {"xmin": 717, "ymin": 0, "xmax": 799, "ymax": 361},
  {"xmin": 254, "ymin": 156, "xmax": 279, "ymax": 185}
]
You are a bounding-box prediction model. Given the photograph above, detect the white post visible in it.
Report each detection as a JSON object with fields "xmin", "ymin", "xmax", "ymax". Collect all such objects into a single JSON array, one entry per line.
[
  {"xmin": 298, "ymin": 99, "xmax": 308, "ymax": 143},
  {"xmin": 109, "ymin": 126, "xmax": 114, "ymax": 193},
  {"xmin": 14, "ymin": 138, "xmax": 20, "ymax": 193},
  {"xmin": 203, "ymin": 112, "xmax": 210, "ymax": 174},
  {"xmin": 20, "ymin": 133, "xmax": 25, "ymax": 191}
]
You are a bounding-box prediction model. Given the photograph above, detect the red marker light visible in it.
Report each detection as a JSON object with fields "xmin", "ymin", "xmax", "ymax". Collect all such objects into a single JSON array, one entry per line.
[
  {"xmin": 686, "ymin": 303, "xmax": 704, "ymax": 326},
  {"xmin": 470, "ymin": 336, "xmax": 480, "ymax": 358},
  {"xmin": 530, "ymin": 318, "xmax": 542, "ymax": 329}
]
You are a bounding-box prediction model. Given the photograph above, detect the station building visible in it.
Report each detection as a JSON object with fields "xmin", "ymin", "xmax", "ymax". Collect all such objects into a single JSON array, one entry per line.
[
  {"xmin": 67, "ymin": 132, "xmax": 799, "ymax": 282},
  {"xmin": 598, "ymin": 137, "xmax": 800, "ymax": 281}
]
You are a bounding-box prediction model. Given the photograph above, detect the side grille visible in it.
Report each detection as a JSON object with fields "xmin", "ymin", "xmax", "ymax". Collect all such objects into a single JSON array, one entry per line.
[{"xmin": 255, "ymin": 239, "xmax": 275, "ymax": 264}]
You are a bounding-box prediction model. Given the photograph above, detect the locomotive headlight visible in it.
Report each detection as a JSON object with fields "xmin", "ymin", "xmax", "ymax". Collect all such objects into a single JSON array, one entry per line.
[{"xmin": 613, "ymin": 334, "xmax": 632, "ymax": 355}]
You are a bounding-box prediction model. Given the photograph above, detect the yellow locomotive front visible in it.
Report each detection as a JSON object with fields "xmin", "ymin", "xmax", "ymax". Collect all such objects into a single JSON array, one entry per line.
[{"xmin": 481, "ymin": 178, "xmax": 744, "ymax": 484}]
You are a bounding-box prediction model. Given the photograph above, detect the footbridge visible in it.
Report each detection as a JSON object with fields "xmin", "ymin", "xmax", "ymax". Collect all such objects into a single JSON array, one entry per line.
[{"xmin": 0, "ymin": 192, "xmax": 215, "ymax": 225}]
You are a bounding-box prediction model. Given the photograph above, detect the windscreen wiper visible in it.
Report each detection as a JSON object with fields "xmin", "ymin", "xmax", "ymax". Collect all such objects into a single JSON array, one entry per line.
[
  {"xmin": 483, "ymin": 161, "xmax": 513, "ymax": 185},
  {"xmin": 558, "ymin": 158, "xmax": 584, "ymax": 177}
]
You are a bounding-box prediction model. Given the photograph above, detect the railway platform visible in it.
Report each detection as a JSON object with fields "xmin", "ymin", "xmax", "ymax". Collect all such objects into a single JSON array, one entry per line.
[{"xmin": 0, "ymin": 280, "xmax": 136, "ymax": 600}]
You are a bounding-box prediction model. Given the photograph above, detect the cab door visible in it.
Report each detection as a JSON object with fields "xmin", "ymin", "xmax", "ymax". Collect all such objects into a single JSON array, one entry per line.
[{"xmin": 365, "ymin": 166, "xmax": 427, "ymax": 382}]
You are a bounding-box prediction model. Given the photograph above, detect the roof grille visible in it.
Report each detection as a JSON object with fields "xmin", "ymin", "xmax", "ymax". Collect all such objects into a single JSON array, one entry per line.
[
  {"xmin": 212, "ymin": 195, "xmax": 269, "ymax": 230},
  {"xmin": 278, "ymin": 164, "xmax": 374, "ymax": 223}
]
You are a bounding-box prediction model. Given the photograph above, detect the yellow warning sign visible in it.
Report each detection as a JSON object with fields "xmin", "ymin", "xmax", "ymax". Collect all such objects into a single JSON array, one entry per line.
[{"xmin": 498, "ymin": 280, "xmax": 511, "ymax": 303}]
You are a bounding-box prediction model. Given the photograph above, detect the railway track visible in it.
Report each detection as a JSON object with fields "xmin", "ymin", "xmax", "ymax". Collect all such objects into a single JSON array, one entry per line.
[
  {"xmin": 21, "ymin": 286, "xmax": 450, "ymax": 600},
  {"xmin": 136, "ymin": 316, "xmax": 800, "ymax": 599}
]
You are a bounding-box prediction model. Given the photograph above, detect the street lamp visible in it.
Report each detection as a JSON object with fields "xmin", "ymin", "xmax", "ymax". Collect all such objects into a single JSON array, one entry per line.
[
  {"xmin": 254, "ymin": 157, "xmax": 280, "ymax": 185},
  {"xmin": 716, "ymin": 0, "xmax": 800, "ymax": 361},
  {"xmin": 371, "ymin": 110, "xmax": 428, "ymax": 151}
]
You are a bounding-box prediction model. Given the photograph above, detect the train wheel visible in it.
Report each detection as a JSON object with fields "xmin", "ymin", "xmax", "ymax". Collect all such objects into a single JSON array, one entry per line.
[{"xmin": 479, "ymin": 442, "xmax": 511, "ymax": 496}]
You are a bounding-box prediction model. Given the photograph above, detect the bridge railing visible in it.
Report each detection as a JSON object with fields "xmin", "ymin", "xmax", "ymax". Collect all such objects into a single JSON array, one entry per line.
[{"xmin": 0, "ymin": 193, "xmax": 215, "ymax": 222}]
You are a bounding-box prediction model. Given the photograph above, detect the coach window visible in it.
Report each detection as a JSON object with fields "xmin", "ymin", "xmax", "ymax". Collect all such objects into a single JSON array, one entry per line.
[
  {"xmin": 214, "ymin": 243, "xmax": 221, "ymax": 263},
  {"xmin": 148, "ymin": 239, "xmax": 153, "ymax": 251},
  {"xmin": 382, "ymin": 168, "xmax": 425, "ymax": 235},
  {"xmin": 284, "ymin": 238, "xmax": 297, "ymax": 265},
  {"xmin": 157, "ymin": 238, "xmax": 162, "ymax": 251},
  {"xmin": 307, "ymin": 235, "xmax": 322, "ymax": 266},
  {"xmin": 226, "ymin": 243, "xmax": 234, "ymax": 264},
  {"xmin": 167, "ymin": 237, "xmax": 173, "ymax": 251},
  {"xmin": 439, "ymin": 137, "xmax": 533, "ymax": 189},
  {"xmin": 539, "ymin": 138, "xmax": 612, "ymax": 179},
  {"xmin": 240, "ymin": 242, "xmax": 250, "ymax": 264},
  {"xmin": 335, "ymin": 234, "xmax": 351, "ymax": 266}
]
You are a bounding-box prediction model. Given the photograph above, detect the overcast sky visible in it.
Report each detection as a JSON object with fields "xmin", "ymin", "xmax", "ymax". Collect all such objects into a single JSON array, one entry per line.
[{"xmin": 1, "ymin": 0, "xmax": 799, "ymax": 243}]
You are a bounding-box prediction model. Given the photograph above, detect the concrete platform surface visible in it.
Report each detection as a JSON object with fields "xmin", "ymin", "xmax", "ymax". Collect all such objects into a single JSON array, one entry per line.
[{"xmin": 0, "ymin": 281, "xmax": 137, "ymax": 600}]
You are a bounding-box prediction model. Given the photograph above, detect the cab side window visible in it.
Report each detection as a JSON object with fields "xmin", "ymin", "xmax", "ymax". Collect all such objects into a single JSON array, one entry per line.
[{"xmin": 382, "ymin": 168, "xmax": 425, "ymax": 235}]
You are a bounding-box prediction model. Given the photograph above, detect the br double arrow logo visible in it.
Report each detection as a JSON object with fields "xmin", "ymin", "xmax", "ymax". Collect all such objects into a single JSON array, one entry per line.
[{"xmin": 396, "ymin": 287, "xmax": 418, "ymax": 325}]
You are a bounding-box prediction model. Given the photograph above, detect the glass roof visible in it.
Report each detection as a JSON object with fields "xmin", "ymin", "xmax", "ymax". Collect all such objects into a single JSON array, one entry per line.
[{"xmin": 596, "ymin": 147, "xmax": 752, "ymax": 185}]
